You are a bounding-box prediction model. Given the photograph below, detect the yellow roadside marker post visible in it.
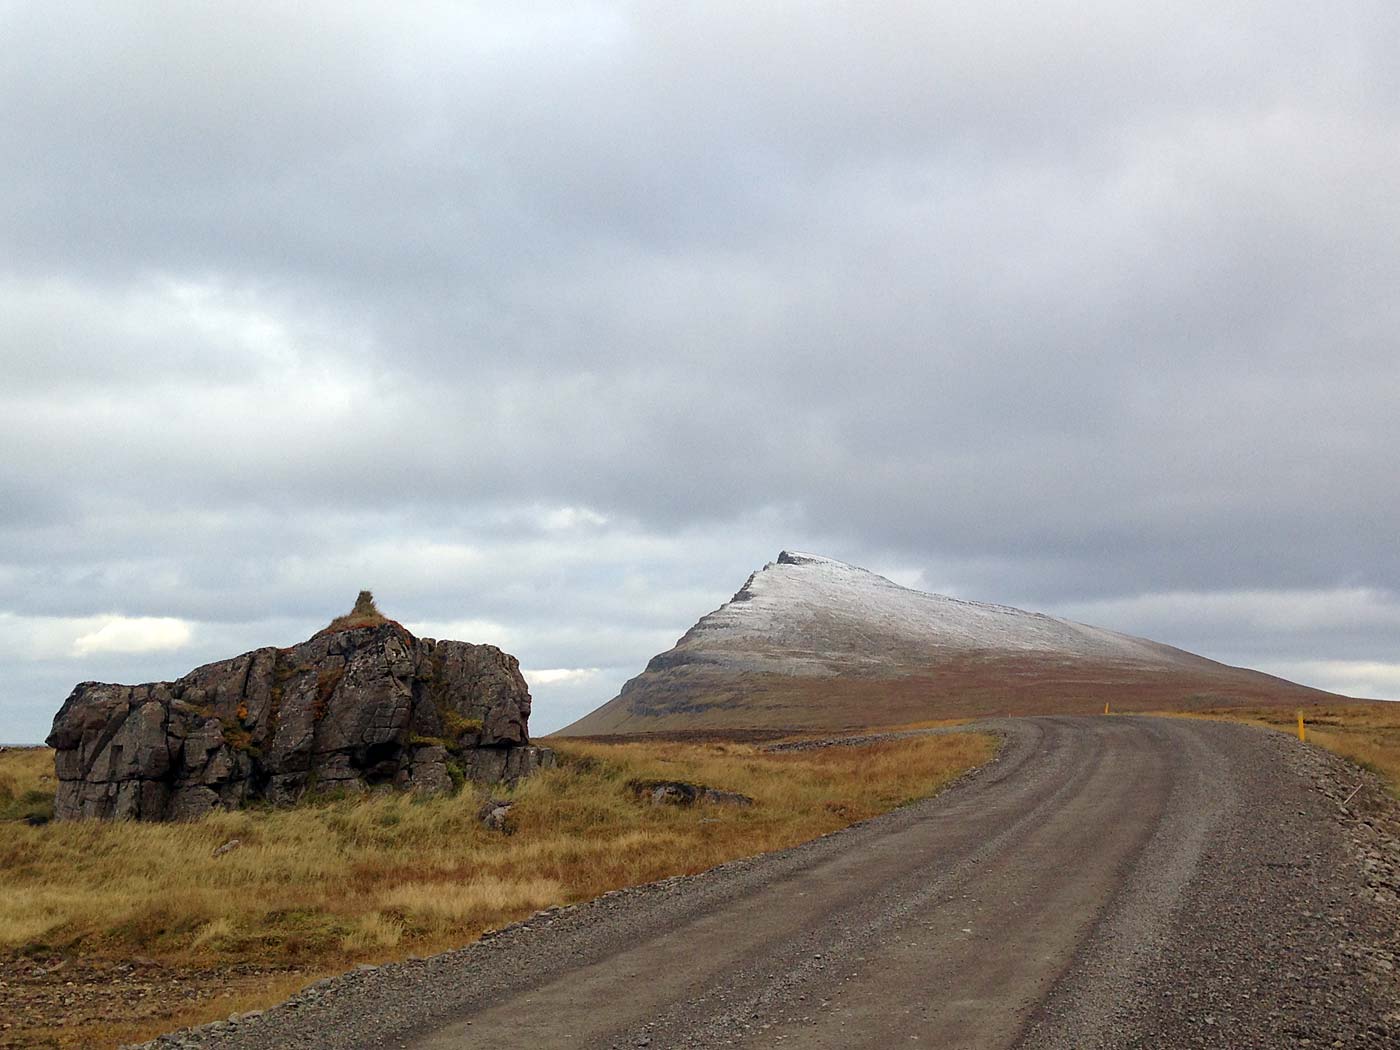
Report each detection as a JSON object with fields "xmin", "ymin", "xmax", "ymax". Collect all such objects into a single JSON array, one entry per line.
[
  {"xmin": 1104, "ymin": 702, "xmax": 1110, "ymax": 715},
  {"xmin": 1298, "ymin": 713, "xmax": 1306, "ymax": 742}
]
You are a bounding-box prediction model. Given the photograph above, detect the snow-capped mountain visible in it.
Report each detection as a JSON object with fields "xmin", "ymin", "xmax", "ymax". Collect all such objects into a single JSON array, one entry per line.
[
  {"xmin": 559, "ymin": 551, "xmax": 1341, "ymax": 736},
  {"xmin": 673, "ymin": 551, "xmax": 1203, "ymax": 675}
]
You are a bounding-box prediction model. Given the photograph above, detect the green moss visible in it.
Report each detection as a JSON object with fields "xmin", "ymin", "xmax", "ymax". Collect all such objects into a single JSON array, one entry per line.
[
  {"xmin": 444, "ymin": 761, "xmax": 466, "ymax": 793},
  {"xmin": 442, "ymin": 710, "xmax": 483, "ymax": 740}
]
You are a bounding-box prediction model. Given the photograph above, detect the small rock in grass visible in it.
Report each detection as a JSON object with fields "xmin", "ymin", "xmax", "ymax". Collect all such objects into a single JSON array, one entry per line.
[
  {"xmin": 478, "ymin": 798, "xmax": 514, "ymax": 832},
  {"xmin": 627, "ymin": 779, "xmax": 754, "ymax": 808}
]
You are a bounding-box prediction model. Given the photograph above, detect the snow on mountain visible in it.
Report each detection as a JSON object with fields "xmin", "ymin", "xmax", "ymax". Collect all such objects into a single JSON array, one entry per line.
[
  {"xmin": 670, "ymin": 550, "xmax": 1198, "ymax": 677},
  {"xmin": 557, "ymin": 549, "xmax": 1339, "ymax": 736}
]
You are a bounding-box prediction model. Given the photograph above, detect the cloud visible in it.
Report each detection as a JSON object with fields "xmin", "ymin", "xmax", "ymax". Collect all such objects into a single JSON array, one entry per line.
[
  {"xmin": 1053, "ymin": 588, "xmax": 1400, "ymax": 650},
  {"xmin": 71, "ymin": 617, "xmax": 193, "ymax": 657},
  {"xmin": 0, "ymin": 613, "xmax": 193, "ymax": 661},
  {"xmin": 405, "ymin": 618, "xmax": 517, "ymax": 650},
  {"xmin": 525, "ymin": 668, "xmax": 601, "ymax": 686},
  {"xmin": 1, "ymin": 3, "xmax": 1397, "ymax": 740},
  {"xmin": 1260, "ymin": 661, "xmax": 1400, "ymax": 704}
]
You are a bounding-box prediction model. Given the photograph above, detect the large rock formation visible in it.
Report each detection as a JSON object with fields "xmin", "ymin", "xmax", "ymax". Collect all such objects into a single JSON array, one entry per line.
[
  {"xmin": 559, "ymin": 551, "xmax": 1350, "ymax": 736},
  {"xmin": 46, "ymin": 595, "xmax": 555, "ymax": 820}
]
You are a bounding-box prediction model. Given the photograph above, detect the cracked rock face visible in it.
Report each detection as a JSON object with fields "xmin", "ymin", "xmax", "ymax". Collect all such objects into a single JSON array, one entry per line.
[{"xmin": 46, "ymin": 621, "xmax": 555, "ymax": 821}]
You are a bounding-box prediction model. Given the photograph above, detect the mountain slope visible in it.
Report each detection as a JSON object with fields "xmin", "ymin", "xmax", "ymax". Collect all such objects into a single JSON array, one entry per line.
[{"xmin": 559, "ymin": 551, "xmax": 1345, "ymax": 736}]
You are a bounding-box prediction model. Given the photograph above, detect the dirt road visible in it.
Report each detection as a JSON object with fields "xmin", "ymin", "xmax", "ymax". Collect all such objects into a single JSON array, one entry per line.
[{"xmin": 149, "ymin": 717, "xmax": 1400, "ymax": 1049}]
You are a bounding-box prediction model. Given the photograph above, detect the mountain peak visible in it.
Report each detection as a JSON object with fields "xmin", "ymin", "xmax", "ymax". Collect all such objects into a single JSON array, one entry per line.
[
  {"xmin": 558, "ymin": 551, "xmax": 1339, "ymax": 736},
  {"xmin": 775, "ymin": 550, "xmax": 847, "ymax": 568}
]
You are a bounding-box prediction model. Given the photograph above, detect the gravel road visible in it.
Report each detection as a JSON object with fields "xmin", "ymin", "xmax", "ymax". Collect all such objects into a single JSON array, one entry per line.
[{"xmin": 143, "ymin": 716, "xmax": 1400, "ymax": 1050}]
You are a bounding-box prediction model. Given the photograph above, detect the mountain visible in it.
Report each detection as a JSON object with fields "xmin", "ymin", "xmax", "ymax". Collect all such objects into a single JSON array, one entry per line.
[{"xmin": 558, "ymin": 551, "xmax": 1344, "ymax": 736}]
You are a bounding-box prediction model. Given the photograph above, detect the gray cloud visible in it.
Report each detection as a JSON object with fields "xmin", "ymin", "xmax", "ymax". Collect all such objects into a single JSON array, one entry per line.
[{"xmin": 2, "ymin": 2, "xmax": 1398, "ymax": 741}]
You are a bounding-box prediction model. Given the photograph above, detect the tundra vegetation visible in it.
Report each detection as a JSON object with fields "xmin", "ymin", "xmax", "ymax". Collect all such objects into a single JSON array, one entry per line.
[{"xmin": 0, "ymin": 731, "xmax": 994, "ymax": 1050}]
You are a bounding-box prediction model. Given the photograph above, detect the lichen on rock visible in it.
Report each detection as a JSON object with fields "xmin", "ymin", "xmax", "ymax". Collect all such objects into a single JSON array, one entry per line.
[{"xmin": 45, "ymin": 595, "xmax": 556, "ymax": 821}]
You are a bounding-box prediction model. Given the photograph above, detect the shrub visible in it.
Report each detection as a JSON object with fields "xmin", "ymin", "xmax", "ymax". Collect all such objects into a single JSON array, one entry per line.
[
  {"xmin": 442, "ymin": 710, "xmax": 484, "ymax": 741},
  {"xmin": 444, "ymin": 760, "xmax": 466, "ymax": 793}
]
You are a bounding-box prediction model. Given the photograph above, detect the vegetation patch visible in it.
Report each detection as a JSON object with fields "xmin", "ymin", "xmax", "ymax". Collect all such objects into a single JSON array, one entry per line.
[
  {"xmin": 312, "ymin": 666, "xmax": 344, "ymax": 721},
  {"xmin": 444, "ymin": 759, "xmax": 467, "ymax": 792},
  {"xmin": 442, "ymin": 709, "xmax": 484, "ymax": 741},
  {"xmin": 0, "ymin": 749, "xmax": 56, "ymax": 825},
  {"xmin": 0, "ymin": 730, "xmax": 995, "ymax": 1049},
  {"xmin": 222, "ymin": 727, "xmax": 255, "ymax": 753},
  {"xmin": 320, "ymin": 589, "xmax": 391, "ymax": 634}
]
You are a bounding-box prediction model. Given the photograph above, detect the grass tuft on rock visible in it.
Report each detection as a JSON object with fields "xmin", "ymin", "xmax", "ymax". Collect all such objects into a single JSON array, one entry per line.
[{"xmin": 322, "ymin": 589, "xmax": 391, "ymax": 633}]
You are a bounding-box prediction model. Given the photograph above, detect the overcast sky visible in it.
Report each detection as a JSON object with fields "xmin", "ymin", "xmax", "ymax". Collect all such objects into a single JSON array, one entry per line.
[{"xmin": 3, "ymin": 2, "xmax": 1398, "ymax": 743}]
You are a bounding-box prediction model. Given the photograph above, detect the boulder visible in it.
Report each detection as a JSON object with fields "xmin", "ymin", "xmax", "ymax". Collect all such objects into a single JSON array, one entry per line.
[
  {"xmin": 627, "ymin": 779, "xmax": 754, "ymax": 808},
  {"xmin": 477, "ymin": 797, "xmax": 514, "ymax": 833},
  {"xmin": 46, "ymin": 599, "xmax": 556, "ymax": 821}
]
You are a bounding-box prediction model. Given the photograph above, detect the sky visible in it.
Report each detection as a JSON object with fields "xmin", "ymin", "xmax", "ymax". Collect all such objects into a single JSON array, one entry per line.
[{"xmin": 2, "ymin": 2, "xmax": 1398, "ymax": 743}]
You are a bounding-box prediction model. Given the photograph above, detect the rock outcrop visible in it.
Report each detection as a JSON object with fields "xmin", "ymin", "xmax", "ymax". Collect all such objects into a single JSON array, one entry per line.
[{"xmin": 46, "ymin": 597, "xmax": 556, "ymax": 821}]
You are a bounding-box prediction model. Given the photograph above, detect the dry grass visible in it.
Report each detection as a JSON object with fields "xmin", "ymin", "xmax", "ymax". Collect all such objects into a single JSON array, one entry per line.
[
  {"xmin": 0, "ymin": 746, "xmax": 57, "ymax": 824},
  {"xmin": 0, "ymin": 731, "xmax": 994, "ymax": 1049},
  {"xmin": 1169, "ymin": 702, "xmax": 1400, "ymax": 798},
  {"xmin": 319, "ymin": 589, "xmax": 391, "ymax": 634}
]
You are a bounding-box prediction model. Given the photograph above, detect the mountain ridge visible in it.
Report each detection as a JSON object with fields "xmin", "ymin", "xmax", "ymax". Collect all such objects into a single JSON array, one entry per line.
[{"xmin": 559, "ymin": 550, "xmax": 1347, "ymax": 736}]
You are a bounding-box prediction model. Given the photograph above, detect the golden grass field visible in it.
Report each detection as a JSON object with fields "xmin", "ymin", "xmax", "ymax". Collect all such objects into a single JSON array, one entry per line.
[{"xmin": 0, "ymin": 731, "xmax": 995, "ymax": 1050}]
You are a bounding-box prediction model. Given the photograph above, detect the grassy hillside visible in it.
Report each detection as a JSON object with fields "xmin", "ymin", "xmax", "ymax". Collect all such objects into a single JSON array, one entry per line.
[{"xmin": 0, "ymin": 731, "xmax": 994, "ymax": 1050}]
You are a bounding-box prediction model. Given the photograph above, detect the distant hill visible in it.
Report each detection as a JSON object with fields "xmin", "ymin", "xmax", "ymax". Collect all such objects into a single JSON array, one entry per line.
[{"xmin": 558, "ymin": 551, "xmax": 1347, "ymax": 736}]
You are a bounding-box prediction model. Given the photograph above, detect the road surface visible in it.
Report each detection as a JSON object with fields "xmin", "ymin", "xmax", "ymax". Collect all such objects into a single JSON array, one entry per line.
[{"xmin": 149, "ymin": 716, "xmax": 1399, "ymax": 1050}]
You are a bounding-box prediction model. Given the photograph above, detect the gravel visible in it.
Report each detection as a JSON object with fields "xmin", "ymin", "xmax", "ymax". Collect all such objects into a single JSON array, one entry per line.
[{"xmin": 1021, "ymin": 722, "xmax": 1400, "ymax": 1049}]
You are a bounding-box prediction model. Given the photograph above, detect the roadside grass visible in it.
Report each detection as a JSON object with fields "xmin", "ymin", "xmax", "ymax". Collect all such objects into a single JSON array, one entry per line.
[
  {"xmin": 1168, "ymin": 703, "xmax": 1400, "ymax": 799},
  {"xmin": 0, "ymin": 731, "xmax": 995, "ymax": 1049}
]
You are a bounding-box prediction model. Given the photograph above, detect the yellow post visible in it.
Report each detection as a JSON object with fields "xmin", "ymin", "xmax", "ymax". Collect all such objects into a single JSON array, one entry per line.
[
  {"xmin": 1104, "ymin": 701, "xmax": 1110, "ymax": 715},
  {"xmin": 1297, "ymin": 713, "xmax": 1306, "ymax": 742}
]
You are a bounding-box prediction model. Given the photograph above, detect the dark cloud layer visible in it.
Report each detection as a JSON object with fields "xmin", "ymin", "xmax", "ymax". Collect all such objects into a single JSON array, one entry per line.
[{"xmin": 2, "ymin": 3, "xmax": 1398, "ymax": 741}]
